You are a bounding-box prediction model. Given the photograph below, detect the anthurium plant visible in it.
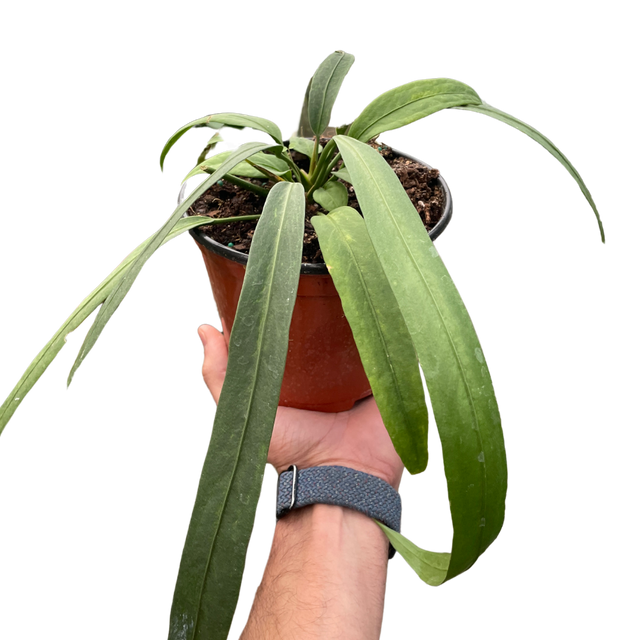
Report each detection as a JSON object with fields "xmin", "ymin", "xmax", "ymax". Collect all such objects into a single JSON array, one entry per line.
[{"xmin": 0, "ymin": 51, "xmax": 604, "ymax": 640}]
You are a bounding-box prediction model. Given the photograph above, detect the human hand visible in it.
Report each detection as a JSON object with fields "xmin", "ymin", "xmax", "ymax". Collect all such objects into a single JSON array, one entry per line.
[{"xmin": 198, "ymin": 324, "xmax": 404, "ymax": 490}]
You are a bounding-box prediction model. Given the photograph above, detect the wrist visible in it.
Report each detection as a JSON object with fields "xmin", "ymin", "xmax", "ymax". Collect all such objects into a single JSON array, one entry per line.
[
  {"xmin": 276, "ymin": 465, "xmax": 401, "ymax": 560},
  {"xmin": 277, "ymin": 503, "xmax": 390, "ymax": 559}
]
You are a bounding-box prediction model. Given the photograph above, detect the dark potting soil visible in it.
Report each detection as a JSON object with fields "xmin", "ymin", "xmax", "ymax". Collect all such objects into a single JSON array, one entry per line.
[{"xmin": 186, "ymin": 142, "xmax": 445, "ymax": 264}]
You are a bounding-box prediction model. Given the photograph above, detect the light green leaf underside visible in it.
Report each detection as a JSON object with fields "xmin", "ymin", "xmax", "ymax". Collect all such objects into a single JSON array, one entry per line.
[
  {"xmin": 168, "ymin": 182, "xmax": 306, "ymax": 640},
  {"xmin": 312, "ymin": 208, "xmax": 429, "ymax": 474},
  {"xmin": 335, "ymin": 135, "xmax": 507, "ymax": 583},
  {"xmin": 377, "ymin": 523, "xmax": 451, "ymax": 586}
]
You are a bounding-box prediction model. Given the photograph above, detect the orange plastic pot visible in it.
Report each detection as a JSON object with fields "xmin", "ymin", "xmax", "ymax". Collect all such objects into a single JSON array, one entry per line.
[{"xmin": 188, "ymin": 150, "xmax": 452, "ymax": 412}]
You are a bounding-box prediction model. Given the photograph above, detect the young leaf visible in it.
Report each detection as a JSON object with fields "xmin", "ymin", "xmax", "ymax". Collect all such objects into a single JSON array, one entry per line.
[
  {"xmin": 160, "ymin": 113, "xmax": 283, "ymax": 169},
  {"xmin": 312, "ymin": 208, "xmax": 429, "ymax": 474},
  {"xmin": 348, "ymin": 78, "xmax": 482, "ymax": 142},
  {"xmin": 332, "ymin": 167, "xmax": 352, "ymax": 183},
  {"xmin": 334, "ymin": 135, "xmax": 507, "ymax": 584},
  {"xmin": 168, "ymin": 182, "xmax": 305, "ymax": 640},
  {"xmin": 68, "ymin": 142, "xmax": 280, "ymax": 385},
  {"xmin": 456, "ymin": 102, "xmax": 605, "ymax": 242},
  {"xmin": 289, "ymin": 136, "xmax": 323, "ymax": 159},
  {"xmin": 307, "ymin": 51, "xmax": 355, "ymax": 138},
  {"xmin": 197, "ymin": 132, "xmax": 223, "ymax": 165},
  {"xmin": 0, "ymin": 215, "xmax": 223, "ymax": 436},
  {"xmin": 312, "ymin": 181, "xmax": 348, "ymax": 212}
]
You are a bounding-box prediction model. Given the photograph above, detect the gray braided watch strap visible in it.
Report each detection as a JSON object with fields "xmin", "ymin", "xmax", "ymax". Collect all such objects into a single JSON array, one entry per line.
[{"xmin": 276, "ymin": 465, "xmax": 401, "ymax": 559}]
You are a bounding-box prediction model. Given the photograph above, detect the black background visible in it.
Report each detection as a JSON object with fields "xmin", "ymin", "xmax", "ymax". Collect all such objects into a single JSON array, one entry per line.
[{"xmin": 0, "ymin": 27, "xmax": 615, "ymax": 638}]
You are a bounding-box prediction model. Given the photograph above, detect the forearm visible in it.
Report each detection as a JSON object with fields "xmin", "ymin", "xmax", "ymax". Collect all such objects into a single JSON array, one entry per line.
[{"xmin": 241, "ymin": 504, "xmax": 390, "ymax": 640}]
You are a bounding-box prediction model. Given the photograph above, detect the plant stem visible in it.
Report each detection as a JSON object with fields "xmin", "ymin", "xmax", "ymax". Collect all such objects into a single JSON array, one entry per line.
[
  {"xmin": 221, "ymin": 174, "xmax": 269, "ymax": 197},
  {"xmin": 282, "ymin": 152, "xmax": 311, "ymax": 190},
  {"xmin": 307, "ymin": 142, "xmax": 340, "ymax": 200},
  {"xmin": 245, "ymin": 160, "xmax": 286, "ymax": 183},
  {"xmin": 308, "ymin": 136, "xmax": 320, "ymax": 175}
]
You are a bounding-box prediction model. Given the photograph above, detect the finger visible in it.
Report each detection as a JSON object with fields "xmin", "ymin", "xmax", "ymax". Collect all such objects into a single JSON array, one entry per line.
[{"xmin": 199, "ymin": 324, "xmax": 228, "ymax": 403}]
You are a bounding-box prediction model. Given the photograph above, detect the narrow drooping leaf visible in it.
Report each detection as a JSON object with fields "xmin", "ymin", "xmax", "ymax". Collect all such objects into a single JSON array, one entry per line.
[
  {"xmin": 168, "ymin": 182, "xmax": 305, "ymax": 640},
  {"xmin": 312, "ymin": 208, "xmax": 429, "ymax": 473},
  {"xmin": 68, "ymin": 142, "xmax": 279, "ymax": 384},
  {"xmin": 0, "ymin": 215, "xmax": 231, "ymax": 436},
  {"xmin": 307, "ymin": 50, "xmax": 355, "ymax": 137},
  {"xmin": 377, "ymin": 523, "xmax": 450, "ymax": 586},
  {"xmin": 456, "ymin": 102, "xmax": 605, "ymax": 242},
  {"xmin": 348, "ymin": 79, "xmax": 482, "ymax": 142},
  {"xmin": 335, "ymin": 135, "xmax": 507, "ymax": 585},
  {"xmin": 160, "ymin": 113, "xmax": 283, "ymax": 169}
]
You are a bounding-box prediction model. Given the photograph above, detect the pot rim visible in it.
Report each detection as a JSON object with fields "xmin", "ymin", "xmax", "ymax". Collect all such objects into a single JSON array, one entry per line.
[{"xmin": 185, "ymin": 146, "xmax": 453, "ymax": 275}]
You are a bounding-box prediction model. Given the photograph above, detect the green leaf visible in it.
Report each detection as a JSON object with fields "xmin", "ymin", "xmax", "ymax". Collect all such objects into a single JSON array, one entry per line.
[
  {"xmin": 312, "ymin": 181, "xmax": 348, "ymax": 211},
  {"xmin": 68, "ymin": 141, "xmax": 278, "ymax": 385},
  {"xmin": 307, "ymin": 51, "xmax": 355, "ymax": 137},
  {"xmin": 197, "ymin": 132, "xmax": 223, "ymax": 165},
  {"xmin": 456, "ymin": 102, "xmax": 605, "ymax": 242},
  {"xmin": 183, "ymin": 149, "xmax": 289, "ymax": 182},
  {"xmin": 168, "ymin": 182, "xmax": 305, "ymax": 640},
  {"xmin": 0, "ymin": 215, "xmax": 221, "ymax": 437},
  {"xmin": 160, "ymin": 113, "xmax": 283, "ymax": 169},
  {"xmin": 348, "ymin": 78, "xmax": 482, "ymax": 142},
  {"xmin": 291, "ymin": 74, "xmax": 313, "ymax": 140},
  {"xmin": 334, "ymin": 135, "xmax": 507, "ymax": 585},
  {"xmin": 332, "ymin": 167, "xmax": 351, "ymax": 183},
  {"xmin": 289, "ymin": 136, "xmax": 323, "ymax": 159},
  {"xmin": 336, "ymin": 123, "xmax": 350, "ymax": 136},
  {"xmin": 312, "ymin": 208, "xmax": 429, "ymax": 473},
  {"xmin": 373, "ymin": 518, "xmax": 451, "ymax": 587}
]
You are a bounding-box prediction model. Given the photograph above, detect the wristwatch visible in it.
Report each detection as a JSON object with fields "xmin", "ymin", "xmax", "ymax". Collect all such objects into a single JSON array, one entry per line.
[{"xmin": 276, "ymin": 465, "xmax": 402, "ymax": 558}]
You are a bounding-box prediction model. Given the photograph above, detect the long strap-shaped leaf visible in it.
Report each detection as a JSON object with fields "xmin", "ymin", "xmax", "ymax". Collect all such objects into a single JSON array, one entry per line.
[
  {"xmin": 160, "ymin": 113, "xmax": 283, "ymax": 169},
  {"xmin": 456, "ymin": 102, "xmax": 605, "ymax": 242},
  {"xmin": 312, "ymin": 207, "xmax": 429, "ymax": 474},
  {"xmin": 0, "ymin": 215, "xmax": 233, "ymax": 436},
  {"xmin": 168, "ymin": 182, "xmax": 305, "ymax": 640},
  {"xmin": 334, "ymin": 135, "xmax": 507, "ymax": 585},
  {"xmin": 348, "ymin": 78, "xmax": 482, "ymax": 142},
  {"xmin": 0, "ymin": 142, "xmax": 276, "ymax": 438},
  {"xmin": 67, "ymin": 142, "xmax": 279, "ymax": 385}
]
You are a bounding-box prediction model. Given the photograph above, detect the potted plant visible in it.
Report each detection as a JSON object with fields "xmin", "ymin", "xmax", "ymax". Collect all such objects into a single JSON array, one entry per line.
[
  {"xmin": 0, "ymin": 51, "xmax": 603, "ymax": 640},
  {"xmin": 175, "ymin": 138, "xmax": 454, "ymax": 412}
]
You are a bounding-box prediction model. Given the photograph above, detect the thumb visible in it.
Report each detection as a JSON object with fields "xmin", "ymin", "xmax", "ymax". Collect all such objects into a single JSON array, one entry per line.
[{"xmin": 198, "ymin": 324, "xmax": 228, "ymax": 403}]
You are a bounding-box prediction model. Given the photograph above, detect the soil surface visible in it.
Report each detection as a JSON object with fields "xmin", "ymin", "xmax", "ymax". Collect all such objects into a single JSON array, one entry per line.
[{"xmin": 187, "ymin": 142, "xmax": 445, "ymax": 264}]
